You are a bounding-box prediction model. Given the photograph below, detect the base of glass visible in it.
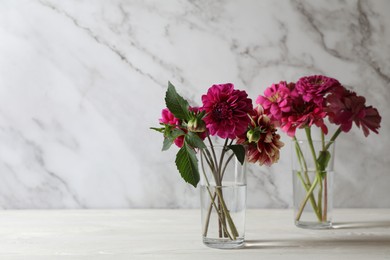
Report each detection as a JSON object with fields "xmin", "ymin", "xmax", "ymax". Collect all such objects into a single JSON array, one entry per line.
[
  {"xmin": 203, "ymin": 237, "xmax": 244, "ymax": 249},
  {"xmin": 295, "ymin": 220, "xmax": 332, "ymax": 229}
]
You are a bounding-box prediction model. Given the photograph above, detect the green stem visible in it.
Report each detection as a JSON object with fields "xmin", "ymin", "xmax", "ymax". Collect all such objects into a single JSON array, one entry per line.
[
  {"xmin": 200, "ymin": 153, "xmax": 232, "ymax": 239},
  {"xmin": 294, "ymin": 128, "xmax": 323, "ymax": 222},
  {"xmin": 221, "ymin": 154, "xmax": 235, "ymax": 179},
  {"xmin": 323, "ymin": 174, "xmax": 328, "ymax": 221},
  {"xmin": 207, "ymin": 136, "xmax": 220, "ymax": 186},
  {"xmin": 218, "ymin": 139, "xmax": 229, "ymax": 179},
  {"xmin": 293, "ymin": 137, "xmax": 309, "ymax": 183},
  {"xmin": 296, "ymin": 127, "xmax": 341, "ymax": 223},
  {"xmin": 295, "ymin": 171, "xmax": 321, "ymax": 221},
  {"xmin": 202, "ymin": 139, "xmax": 239, "ymax": 240},
  {"xmin": 295, "ymin": 175, "xmax": 319, "ymax": 221},
  {"xmin": 200, "ymin": 150, "xmax": 217, "ymax": 237},
  {"xmin": 324, "ymin": 127, "xmax": 342, "ymax": 151},
  {"xmin": 305, "ymin": 127, "xmax": 320, "ymax": 172},
  {"xmin": 215, "ymin": 188, "xmax": 239, "ymax": 238},
  {"xmin": 293, "ymin": 138, "xmax": 321, "ymax": 220}
]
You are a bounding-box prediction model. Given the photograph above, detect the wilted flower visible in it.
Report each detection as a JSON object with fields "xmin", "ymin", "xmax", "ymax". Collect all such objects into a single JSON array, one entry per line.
[
  {"xmin": 246, "ymin": 128, "xmax": 261, "ymax": 143},
  {"xmin": 237, "ymin": 106, "xmax": 284, "ymax": 166},
  {"xmin": 201, "ymin": 83, "xmax": 253, "ymax": 139},
  {"xmin": 327, "ymin": 88, "xmax": 381, "ymax": 137}
]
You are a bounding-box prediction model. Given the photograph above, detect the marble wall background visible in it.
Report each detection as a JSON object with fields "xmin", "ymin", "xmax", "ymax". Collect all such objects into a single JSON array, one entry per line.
[{"xmin": 0, "ymin": 0, "xmax": 389, "ymax": 209}]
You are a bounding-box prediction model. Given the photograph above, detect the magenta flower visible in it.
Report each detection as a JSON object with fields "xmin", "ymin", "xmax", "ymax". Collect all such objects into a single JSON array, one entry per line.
[
  {"xmin": 280, "ymin": 103, "xmax": 328, "ymax": 137},
  {"xmin": 296, "ymin": 75, "xmax": 341, "ymax": 105},
  {"xmin": 160, "ymin": 108, "xmax": 180, "ymax": 126},
  {"xmin": 327, "ymin": 88, "xmax": 381, "ymax": 137},
  {"xmin": 201, "ymin": 83, "xmax": 253, "ymax": 139},
  {"xmin": 254, "ymin": 80, "xmax": 328, "ymax": 137},
  {"xmin": 159, "ymin": 108, "xmax": 184, "ymax": 148},
  {"xmin": 237, "ymin": 106, "xmax": 284, "ymax": 166},
  {"xmin": 256, "ymin": 81, "xmax": 294, "ymax": 121},
  {"xmin": 278, "ymin": 88, "xmax": 328, "ymax": 137}
]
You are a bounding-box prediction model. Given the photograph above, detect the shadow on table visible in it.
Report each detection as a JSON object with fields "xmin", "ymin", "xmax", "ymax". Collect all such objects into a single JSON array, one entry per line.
[
  {"xmin": 332, "ymin": 220, "xmax": 390, "ymax": 229},
  {"xmin": 244, "ymin": 220, "xmax": 390, "ymax": 249},
  {"xmin": 244, "ymin": 237, "xmax": 390, "ymax": 250}
]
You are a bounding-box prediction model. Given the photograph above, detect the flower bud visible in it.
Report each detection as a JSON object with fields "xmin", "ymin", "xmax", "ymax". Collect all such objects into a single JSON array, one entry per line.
[
  {"xmin": 188, "ymin": 118, "xmax": 206, "ymax": 133},
  {"xmin": 247, "ymin": 128, "xmax": 261, "ymax": 143}
]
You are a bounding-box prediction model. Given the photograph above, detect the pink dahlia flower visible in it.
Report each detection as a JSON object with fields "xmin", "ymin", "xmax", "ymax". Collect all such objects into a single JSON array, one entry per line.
[
  {"xmin": 256, "ymin": 81, "xmax": 294, "ymax": 121},
  {"xmin": 296, "ymin": 75, "xmax": 341, "ymax": 105},
  {"xmin": 159, "ymin": 108, "xmax": 184, "ymax": 147},
  {"xmin": 201, "ymin": 83, "xmax": 253, "ymax": 139},
  {"xmin": 327, "ymin": 88, "xmax": 381, "ymax": 137},
  {"xmin": 237, "ymin": 106, "xmax": 284, "ymax": 166}
]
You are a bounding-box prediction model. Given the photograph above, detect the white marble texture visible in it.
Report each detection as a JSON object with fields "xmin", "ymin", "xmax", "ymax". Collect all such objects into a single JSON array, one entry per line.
[{"xmin": 0, "ymin": 0, "xmax": 389, "ymax": 209}]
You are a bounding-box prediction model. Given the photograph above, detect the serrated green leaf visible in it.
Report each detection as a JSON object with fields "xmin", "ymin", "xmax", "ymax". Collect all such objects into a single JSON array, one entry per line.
[
  {"xmin": 185, "ymin": 132, "xmax": 206, "ymax": 149},
  {"xmin": 175, "ymin": 142, "xmax": 200, "ymax": 187},
  {"xmin": 162, "ymin": 128, "xmax": 185, "ymax": 151},
  {"xmin": 171, "ymin": 128, "xmax": 185, "ymax": 138},
  {"xmin": 228, "ymin": 144, "xmax": 246, "ymax": 165},
  {"xmin": 165, "ymin": 82, "xmax": 190, "ymax": 120},
  {"xmin": 162, "ymin": 137, "xmax": 173, "ymax": 151}
]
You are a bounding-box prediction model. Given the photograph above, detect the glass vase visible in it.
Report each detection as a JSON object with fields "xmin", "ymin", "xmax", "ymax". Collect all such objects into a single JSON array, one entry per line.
[
  {"xmin": 199, "ymin": 145, "xmax": 247, "ymax": 249},
  {"xmin": 292, "ymin": 139, "xmax": 335, "ymax": 229}
]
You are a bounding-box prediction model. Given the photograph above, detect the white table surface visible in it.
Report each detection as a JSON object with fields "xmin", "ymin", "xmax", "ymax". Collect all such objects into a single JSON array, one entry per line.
[{"xmin": 0, "ymin": 209, "xmax": 389, "ymax": 259}]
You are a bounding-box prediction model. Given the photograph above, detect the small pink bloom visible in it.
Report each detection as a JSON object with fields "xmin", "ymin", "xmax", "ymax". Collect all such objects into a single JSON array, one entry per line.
[
  {"xmin": 296, "ymin": 75, "xmax": 341, "ymax": 105},
  {"xmin": 159, "ymin": 108, "xmax": 180, "ymax": 126},
  {"xmin": 159, "ymin": 108, "xmax": 184, "ymax": 148},
  {"xmin": 256, "ymin": 81, "xmax": 294, "ymax": 121},
  {"xmin": 201, "ymin": 83, "xmax": 253, "ymax": 139},
  {"xmin": 327, "ymin": 88, "xmax": 381, "ymax": 136}
]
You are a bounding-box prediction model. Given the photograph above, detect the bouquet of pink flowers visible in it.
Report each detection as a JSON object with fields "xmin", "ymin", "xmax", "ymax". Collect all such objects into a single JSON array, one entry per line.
[
  {"xmin": 152, "ymin": 82, "xmax": 284, "ymax": 244},
  {"xmin": 257, "ymin": 75, "xmax": 381, "ymax": 226}
]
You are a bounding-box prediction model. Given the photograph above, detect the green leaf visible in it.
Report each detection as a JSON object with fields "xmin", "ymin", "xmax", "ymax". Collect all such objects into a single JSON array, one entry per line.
[
  {"xmin": 185, "ymin": 132, "xmax": 206, "ymax": 149},
  {"xmin": 162, "ymin": 128, "xmax": 185, "ymax": 151},
  {"xmin": 175, "ymin": 142, "xmax": 200, "ymax": 187},
  {"xmin": 171, "ymin": 128, "xmax": 185, "ymax": 138},
  {"xmin": 162, "ymin": 138, "xmax": 173, "ymax": 151},
  {"xmin": 165, "ymin": 82, "xmax": 190, "ymax": 120},
  {"xmin": 317, "ymin": 150, "xmax": 331, "ymax": 176},
  {"xmin": 228, "ymin": 144, "xmax": 246, "ymax": 165},
  {"xmin": 150, "ymin": 127, "xmax": 165, "ymax": 133}
]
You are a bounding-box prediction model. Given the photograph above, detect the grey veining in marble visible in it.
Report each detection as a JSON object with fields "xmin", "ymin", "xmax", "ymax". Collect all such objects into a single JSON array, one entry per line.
[{"xmin": 0, "ymin": 0, "xmax": 389, "ymax": 208}]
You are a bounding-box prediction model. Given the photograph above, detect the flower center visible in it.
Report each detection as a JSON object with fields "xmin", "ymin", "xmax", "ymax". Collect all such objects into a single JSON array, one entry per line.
[
  {"xmin": 212, "ymin": 102, "xmax": 231, "ymax": 121},
  {"xmin": 268, "ymin": 93, "xmax": 280, "ymax": 102},
  {"xmin": 312, "ymin": 79, "xmax": 324, "ymax": 86}
]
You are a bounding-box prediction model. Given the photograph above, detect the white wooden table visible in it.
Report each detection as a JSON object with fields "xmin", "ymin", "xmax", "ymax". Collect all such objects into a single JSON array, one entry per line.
[{"xmin": 0, "ymin": 209, "xmax": 389, "ymax": 259}]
